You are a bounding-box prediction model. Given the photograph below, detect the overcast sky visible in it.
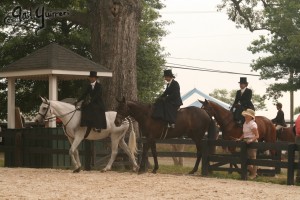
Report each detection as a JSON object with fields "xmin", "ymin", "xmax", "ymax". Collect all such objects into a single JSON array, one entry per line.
[{"xmin": 159, "ymin": 0, "xmax": 300, "ymax": 120}]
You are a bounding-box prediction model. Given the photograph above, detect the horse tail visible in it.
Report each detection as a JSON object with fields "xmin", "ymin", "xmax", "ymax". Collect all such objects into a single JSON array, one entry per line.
[{"xmin": 127, "ymin": 117, "xmax": 137, "ymax": 157}]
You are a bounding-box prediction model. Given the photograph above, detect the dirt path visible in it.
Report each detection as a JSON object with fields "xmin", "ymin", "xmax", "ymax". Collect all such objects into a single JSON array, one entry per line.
[{"xmin": 0, "ymin": 168, "xmax": 299, "ymax": 200}]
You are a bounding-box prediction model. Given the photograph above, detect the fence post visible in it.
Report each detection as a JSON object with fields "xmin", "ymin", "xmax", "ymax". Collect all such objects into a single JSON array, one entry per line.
[
  {"xmin": 274, "ymin": 149, "xmax": 281, "ymax": 174},
  {"xmin": 14, "ymin": 131, "xmax": 23, "ymax": 167},
  {"xmin": 287, "ymin": 143, "xmax": 296, "ymax": 185},
  {"xmin": 240, "ymin": 142, "xmax": 247, "ymax": 180},
  {"xmin": 201, "ymin": 139, "xmax": 209, "ymax": 176}
]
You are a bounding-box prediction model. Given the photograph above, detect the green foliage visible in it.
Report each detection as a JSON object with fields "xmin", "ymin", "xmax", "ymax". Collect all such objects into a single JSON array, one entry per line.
[
  {"xmin": 209, "ymin": 88, "xmax": 267, "ymax": 111},
  {"xmin": 218, "ymin": 0, "xmax": 300, "ymax": 100},
  {"xmin": 137, "ymin": 0, "xmax": 169, "ymax": 103},
  {"xmin": 0, "ymin": 0, "xmax": 168, "ymax": 120}
]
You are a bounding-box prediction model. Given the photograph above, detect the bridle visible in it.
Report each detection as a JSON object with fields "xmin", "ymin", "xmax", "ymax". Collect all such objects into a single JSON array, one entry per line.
[
  {"xmin": 115, "ymin": 102, "xmax": 136, "ymax": 125},
  {"xmin": 38, "ymin": 101, "xmax": 51, "ymax": 120},
  {"xmin": 201, "ymin": 102, "xmax": 233, "ymax": 128},
  {"xmin": 38, "ymin": 101, "xmax": 78, "ymax": 127},
  {"xmin": 116, "ymin": 102, "xmax": 130, "ymax": 120}
]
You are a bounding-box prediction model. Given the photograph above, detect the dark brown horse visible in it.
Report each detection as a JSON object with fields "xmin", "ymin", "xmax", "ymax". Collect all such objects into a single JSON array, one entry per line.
[
  {"xmin": 114, "ymin": 97, "xmax": 218, "ymax": 174},
  {"xmin": 276, "ymin": 126, "xmax": 295, "ymax": 142},
  {"xmin": 199, "ymin": 99, "xmax": 276, "ymax": 144}
]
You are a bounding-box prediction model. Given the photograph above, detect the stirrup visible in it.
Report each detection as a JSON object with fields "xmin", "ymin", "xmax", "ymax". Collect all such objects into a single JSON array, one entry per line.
[
  {"xmin": 93, "ymin": 128, "xmax": 102, "ymax": 132},
  {"xmin": 167, "ymin": 123, "xmax": 175, "ymax": 128}
]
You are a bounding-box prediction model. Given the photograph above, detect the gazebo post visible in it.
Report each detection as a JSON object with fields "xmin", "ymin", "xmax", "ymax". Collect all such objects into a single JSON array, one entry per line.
[
  {"xmin": 7, "ymin": 78, "xmax": 16, "ymax": 128},
  {"xmin": 48, "ymin": 75, "xmax": 57, "ymax": 128}
]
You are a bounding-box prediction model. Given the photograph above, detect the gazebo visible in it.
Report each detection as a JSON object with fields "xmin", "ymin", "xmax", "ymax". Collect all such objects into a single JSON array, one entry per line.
[{"xmin": 0, "ymin": 43, "xmax": 112, "ymax": 128}]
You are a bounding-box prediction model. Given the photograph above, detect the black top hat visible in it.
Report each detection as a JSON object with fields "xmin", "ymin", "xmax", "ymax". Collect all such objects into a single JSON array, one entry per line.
[
  {"xmin": 89, "ymin": 71, "xmax": 98, "ymax": 78},
  {"xmin": 238, "ymin": 77, "xmax": 248, "ymax": 84},
  {"xmin": 163, "ymin": 69, "xmax": 175, "ymax": 78}
]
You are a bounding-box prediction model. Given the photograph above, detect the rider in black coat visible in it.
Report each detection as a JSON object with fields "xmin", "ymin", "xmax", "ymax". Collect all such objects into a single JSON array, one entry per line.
[
  {"xmin": 271, "ymin": 102, "xmax": 286, "ymax": 129},
  {"xmin": 230, "ymin": 77, "xmax": 255, "ymax": 126},
  {"xmin": 76, "ymin": 71, "xmax": 107, "ymax": 132},
  {"xmin": 152, "ymin": 69, "xmax": 183, "ymax": 128}
]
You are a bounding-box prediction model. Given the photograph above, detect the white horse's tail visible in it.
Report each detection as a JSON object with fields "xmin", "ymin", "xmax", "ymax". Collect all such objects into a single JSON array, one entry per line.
[{"xmin": 127, "ymin": 117, "xmax": 137, "ymax": 157}]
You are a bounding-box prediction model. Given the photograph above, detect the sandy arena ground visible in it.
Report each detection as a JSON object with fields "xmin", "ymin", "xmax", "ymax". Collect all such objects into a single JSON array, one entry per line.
[{"xmin": 0, "ymin": 168, "xmax": 299, "ymax": 200}]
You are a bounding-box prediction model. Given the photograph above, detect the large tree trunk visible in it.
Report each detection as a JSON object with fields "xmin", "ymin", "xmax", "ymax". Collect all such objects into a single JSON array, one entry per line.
[{"xmin": 88, "ymin": 0, "xmax": 141, "ymax": 110}]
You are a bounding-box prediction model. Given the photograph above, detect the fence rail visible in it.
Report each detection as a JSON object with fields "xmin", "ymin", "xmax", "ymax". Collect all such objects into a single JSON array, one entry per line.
[{"xmin": 1, "ymin": 128, "xmax": 300, "ymax": 185}]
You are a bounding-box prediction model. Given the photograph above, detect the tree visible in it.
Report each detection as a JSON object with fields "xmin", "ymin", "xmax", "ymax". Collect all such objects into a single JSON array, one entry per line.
[
  {"xmin": 218, "ymin": 0, "xmax": 300, "ymax": 100},
  {"xmin": 137, "ymin": 0, "xmax": 170, "ymax": 103},
  {"xmin": 0, "ymin": 0, "xmax": 168, "ymax": 119},
  {"xmin": 209, "ymin": 88, "xmax": 267, "ymax": 111}
]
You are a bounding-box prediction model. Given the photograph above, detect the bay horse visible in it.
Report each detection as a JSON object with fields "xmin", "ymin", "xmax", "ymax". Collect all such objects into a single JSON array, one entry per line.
[
  {"xmin": 199, "ymin": 99, "xmax": 276, "ymax": 145},
  {"xmin": 114, "ymin": 97, "xmax": 218, "ymax": 174},
  {"xmin": 276, "ymin": 126, "xmax": 295, "ymax": 142},
  {"xmin": 35, "ymin": 97, "xmax": 139, "ymax": 173}
]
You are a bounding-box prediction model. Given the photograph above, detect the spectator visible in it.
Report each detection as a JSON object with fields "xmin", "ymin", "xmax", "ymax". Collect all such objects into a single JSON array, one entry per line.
[{"xmin": 237, "ymin": 108, "xmax": 259, "ymax": 179}]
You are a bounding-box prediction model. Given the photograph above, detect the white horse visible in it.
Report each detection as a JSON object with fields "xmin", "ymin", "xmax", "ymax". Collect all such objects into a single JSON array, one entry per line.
[{"xmin": 34, "ymin": 97, "xmax": 139, "ymax": 173}]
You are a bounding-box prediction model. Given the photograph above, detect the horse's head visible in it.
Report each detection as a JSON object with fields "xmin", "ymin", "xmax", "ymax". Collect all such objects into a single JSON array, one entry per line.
[
  {"xmin": 114, "ymin": 97, "xmax": 130, "ymax": 127},
  {"xmin": 199, "ymin": 99, "xmax": 215, "ymax": 118},
  {"xmin": 34, "ymin": 97, "xmax": 52, "ymax": 123}
]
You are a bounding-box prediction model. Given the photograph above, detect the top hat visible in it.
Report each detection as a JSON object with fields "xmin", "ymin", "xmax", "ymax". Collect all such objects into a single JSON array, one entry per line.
[
  {"xmin": 163, "ymin": 69, "xmax": 175, "ymax": 78},
  {"xmin": 238, "ymin": 77, "xmax": 248, "ymax": 84},
  {"xmin": 242, "ymin": 109, "xmax": 255, "ymax": 119},
  {"xmin": 89, "ymin": 71, "xmax": 98, "ymax": 78}
]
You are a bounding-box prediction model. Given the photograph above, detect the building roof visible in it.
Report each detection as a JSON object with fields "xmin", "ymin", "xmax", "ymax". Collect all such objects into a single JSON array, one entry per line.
[
  {"xmin": 181, "ymin": 88, "xmax": 231, "ymax": 110},
  {"xmin": 0, "ymin": 43, "xmax": 112, "ymax": 80}
]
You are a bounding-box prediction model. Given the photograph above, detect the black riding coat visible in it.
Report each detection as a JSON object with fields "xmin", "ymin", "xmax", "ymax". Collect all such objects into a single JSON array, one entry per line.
[
  {"xmin": 230, "ymin": 88, "xmax": 255, "ymax": 122},
  {"xmin": 152, "ymin": 79, "xmax": 183, "ymax": 124},
  {"xmin": 231, "ymin": 88, "xmax": 255, "ymax": 110},
  {"xmin": 77, "ymin": 81, "xmax": 107, "ymax": 129},
  {"xmin": 272, "ymin": 110, "xmax": 286, "ymax": 127}
]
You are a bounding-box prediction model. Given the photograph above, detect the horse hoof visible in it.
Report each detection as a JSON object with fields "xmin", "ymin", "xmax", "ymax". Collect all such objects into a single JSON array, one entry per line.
[
  {"xmin": 138, "ymin": 169, "xmax": 147, "ymax": 175},
  {"xmin": 188, "ymin": 170, "xmax": 195, "ymax": 175},
  {"xmin": 133, "ymin": 166, "xmax": 139, "ymax": 172},
  {"xmin": 101, "ymin": 168, "xmax": 110, "ymax": 173},
  {"xmin": 152, "ymin": 170, "xmax": 157, "ymax": 174},
  {"xmin": 73, "ymin": 167, "xmax": 81, "ymax": 173}
]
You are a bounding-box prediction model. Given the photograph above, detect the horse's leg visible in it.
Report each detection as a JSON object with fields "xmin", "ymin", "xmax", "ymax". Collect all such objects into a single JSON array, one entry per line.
[
  {"xmin": 138, "ymin": 140, "xmax": 151, "ymax": 174},
  {"xmin": 171, "ymin": 144, "xmax": 180, "ymax": 165},
  {"xmin": 102, "ymin": 134, "xmax": 120, "ymax": 172},
  {"xmin": 171, "ymin": 144, "xmax": 184, "ymax": 166},
  {"xmin": 189, "ymin": 140, "xmax": 202, "ymax": 174},
  {"xmin": 66, "ymin": 135, "xmax": 80, "ymax": 171},
  {"xmin": 69, "ymin": 134, "xmax": 84, "ymax": 173},
  {"xmin": 150, "ymin": 140, "xmax": 159, "ymax": 174},
  {"xmin": 119, "ymin": 138, "xmax": 139, "ymax": 172},
  {"xmin": 178, "ymin": 144, "xmax": 185, "ymax": 166}
]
